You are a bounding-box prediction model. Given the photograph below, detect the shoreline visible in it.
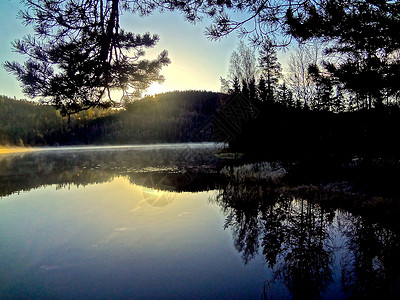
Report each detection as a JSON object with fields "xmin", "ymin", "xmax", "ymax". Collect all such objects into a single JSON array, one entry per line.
[
  {"xmin": 0, "ymin": 146, "xmax": 31, "ymax": 154},
  {"xmin": 0, "ymin": 142, "xmax": 222, "ymax": 154}
]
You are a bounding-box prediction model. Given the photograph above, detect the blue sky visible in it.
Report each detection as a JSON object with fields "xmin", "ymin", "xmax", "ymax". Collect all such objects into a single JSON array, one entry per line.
[{"xmin": 0, "ymin": 1, "xmax": 240, "ymax": 99}]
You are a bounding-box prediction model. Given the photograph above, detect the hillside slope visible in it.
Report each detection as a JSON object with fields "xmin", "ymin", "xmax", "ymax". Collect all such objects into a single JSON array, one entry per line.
[{"xmin": 0, "ymin": 91, "xmax": 227, "ymax": 146}]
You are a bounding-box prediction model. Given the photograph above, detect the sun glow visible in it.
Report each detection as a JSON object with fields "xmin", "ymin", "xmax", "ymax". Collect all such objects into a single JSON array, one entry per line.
[
  {"xmin": 145, "ymin": 82, "xmax": 166, "ymax": 96},
  {"xmin": 141, "ymin": 187, "xmax": 176, "ymax": 207}
]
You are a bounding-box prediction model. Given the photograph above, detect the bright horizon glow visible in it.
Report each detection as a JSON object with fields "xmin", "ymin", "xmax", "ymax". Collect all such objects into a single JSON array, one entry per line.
[
  {"xmin": 119, "ymin": 10, "xmax": 241, "ymax": 96},
  {"xmin": 146, "ymin": 83, "xmax": 166, "ymax": 96}
]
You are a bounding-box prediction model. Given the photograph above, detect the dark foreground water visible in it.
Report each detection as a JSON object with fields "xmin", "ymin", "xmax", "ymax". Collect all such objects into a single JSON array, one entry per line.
[{"xmin": 0, "ymin": 144, "xmax": 399, "ymax": 299}]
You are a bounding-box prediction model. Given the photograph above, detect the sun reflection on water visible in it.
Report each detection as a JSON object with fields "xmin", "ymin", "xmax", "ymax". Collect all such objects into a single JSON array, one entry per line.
[{"xmin": 141, "ymin": 186, "xmax": 176, "ymax": 207}]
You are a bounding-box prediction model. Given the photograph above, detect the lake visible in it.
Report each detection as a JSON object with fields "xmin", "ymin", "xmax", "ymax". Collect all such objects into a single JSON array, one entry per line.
[{"xmin": 1, "ymin": 143, "xmax": 399, "ymax": 299}]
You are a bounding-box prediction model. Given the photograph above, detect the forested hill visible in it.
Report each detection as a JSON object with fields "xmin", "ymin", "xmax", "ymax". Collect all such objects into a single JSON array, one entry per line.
[
  {"xmin": 0, "ymin": 91, "xmax": 227, "ymax": 146},
  {"xmin": 109, "ymin": 90, "xmax": 225, "ymax": 144},
  {"xmin": 0, "ymin": 96, "xmax": 62, "ymax": 146}
]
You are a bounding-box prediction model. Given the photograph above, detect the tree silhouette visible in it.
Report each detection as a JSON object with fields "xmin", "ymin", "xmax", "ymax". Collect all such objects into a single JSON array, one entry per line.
[
  {"xmin": 4, "ymin": 0, "xmax": 170, "ymax": 119},
  {"xmin": 339, "ymin": 213, "xmax": 400, "ymax": 299},
  {"xmin": 214, "ymin": 178, "xmax": 336, "ymax": 298},
  {"xmin": 277, "ymin": 198, "xmax": 334, "ymax": 299},
  {"xmin": 308, "ymin": 64, "xmax": 336, "ymax": 111},
  {"xmin": 276, "ymin": 82, "xmax": 294, "ymax": 107},
  {"xmin": 221, "ymin": 41, "xmax": 258, "ymax": 95},
  {"xmin": 165, "ymin": 0, "xmax": 400, "ymax": 108},
  {"xmin": 180, "ymin": 0, "xmax": 306, "ymax": 45},
  {"xmin": 258, "ymin": 39, "xmax": 281, "ymax": 102},
  {"xmin": 248, "ymin": 76, "xmax": 257, "ymax": 102},
  {"xmin": 257, "ymin": 76, "xmax": 267, "ymax": 101},
  {"xmin": 286, "ymin": 43, "xmax": 322, "ymax": 109},
  {"xmin": 287, "ymin": 0, "xmax": 400, "ymax": 108},
  {"xmin": 232, "ymin": 76, "xmax": 241, "ymax": 94}
]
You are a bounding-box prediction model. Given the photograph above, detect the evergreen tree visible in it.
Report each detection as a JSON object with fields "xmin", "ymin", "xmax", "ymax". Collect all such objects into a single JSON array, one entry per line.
[
  {"xmin": 308, "ymin": 64, "xmax": 335, "ymax": 111},
  {"xmin": 4, "ymin": 0, "xmax": 170, "ymax": 119},
  {"xmin": 220, "ymin": 75, "xmax": 241, "ymax": 94},
  {"xmin": 257, "ymin": 76, "xmax": 268, "ymax": 102},
  {"xmin": 165, "ymin": 0, "xmax": 400, "ymax": 108},
  {"xmin": 259, "ymin": 39, "xmax": 282, "ymax": 102},
  {"xmin": 248, "ymin": 77, "xmax": 257, "ymax": 102},
  {"xmin": 241, "ymin": 79, "xmax": 250, "ymax": 99},
  {"xmin": 287, "ymin": 0, "xmax": 400, "ymax": 108},
  {"xmin": 232, "ymin": 76, "xmax": 241, "ymax": 94},
  {"xmin": 277, "ymin": 82, "xmax": 294, "ymax": 107}
]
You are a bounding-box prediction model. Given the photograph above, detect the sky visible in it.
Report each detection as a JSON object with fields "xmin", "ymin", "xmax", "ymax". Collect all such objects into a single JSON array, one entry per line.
[{"xmin": 0, "ymin": 1, "xmax": 241, "ymax": 100}]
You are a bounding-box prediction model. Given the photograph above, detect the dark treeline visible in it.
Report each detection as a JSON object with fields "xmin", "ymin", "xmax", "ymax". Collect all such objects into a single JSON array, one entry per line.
[
  {"xmin": 3, "ymin": 89, "xmax": 400, "ymax": 167},
  {"xmin": 217, "ymin": 41, "xmax": 400, "ymax": 164},
  {"xmin": 5, "ymin": 0, "xmax": 400, "ymax": 164},
  {"xmin": 229, "ymin": 100, "xmax": 400, "ymax": 163},
  {"xmin": 0, "ymin": 91, "xmax": 226, "ymax": 146}
]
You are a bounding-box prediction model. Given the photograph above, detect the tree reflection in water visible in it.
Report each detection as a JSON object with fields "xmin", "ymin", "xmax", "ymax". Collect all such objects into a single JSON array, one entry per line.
[
  {"xmin": 1, "ymin": 147, "xmax": 400, "ymax": 298},
  {"xmin": 339, "ymin": 212, "xmax": 400, "ymax": 299},
  {"xmin": 0, "ymin": 144, "xmax": 221, "ymax": 197},
  {"xmin": 214, "ymin": 175, "xmax": 400, "ymax": 299}
]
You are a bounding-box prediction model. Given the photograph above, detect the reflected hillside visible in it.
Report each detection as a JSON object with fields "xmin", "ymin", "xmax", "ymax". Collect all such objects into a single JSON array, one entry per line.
[
  {"xmin": 2, "ymin": 145, "xmax": 400, "ymax": 224},
  {"xmin": 0, "ymin": 144, "xmax": 223, "ymax": 197}
]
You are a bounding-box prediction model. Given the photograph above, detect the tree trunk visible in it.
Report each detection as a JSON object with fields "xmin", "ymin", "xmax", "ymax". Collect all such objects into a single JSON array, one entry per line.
[{"xmin": 99, "ymin": 0, "xmax": 119, "ymax": 66}]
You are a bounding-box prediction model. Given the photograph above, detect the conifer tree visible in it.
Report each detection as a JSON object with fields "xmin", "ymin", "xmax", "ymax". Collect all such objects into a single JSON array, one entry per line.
[
  {"xmin": 259, "ymin": 39, "xmax": 281, "ymax": 102},
  {"xmin": 257, "ymin": 76, "xmax": 268, "ymax": 102},
  {"xmin": 287, "ymin": 0, "xmax": 400, "ymax": 108},
  {"xmin": 4, "ymin": 0, "xmax": 170, "ymax": 119}
]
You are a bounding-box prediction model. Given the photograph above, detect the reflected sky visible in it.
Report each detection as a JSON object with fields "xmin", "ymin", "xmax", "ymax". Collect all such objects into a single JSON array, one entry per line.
[
  {"xmin": 0, "ymin": 176, "xmax": 270, "ymax": 299},
  {"xmin": 1, "ymin": 145, "xmax": 399, "ymax": 299}
]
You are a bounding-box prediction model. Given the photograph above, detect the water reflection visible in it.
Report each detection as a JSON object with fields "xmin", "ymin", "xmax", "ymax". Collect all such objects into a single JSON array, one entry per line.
[
  {"xmin": 0, "ymin": 176, "xmax": 236, "ymax": 299},
  {"xmin": 213, "ymin": 174, "xmax": 400, "ymax": 299},
  {"xmin": 1, "ymin": 145, "xmax": 400, "ymax": 299},
  {"xmin": 339, "ymin": 212, "xmax": 400, "ymax": 299},
  {"xmin": 0, "ymin": 143, "xmax": 222, "ymax": 198}
]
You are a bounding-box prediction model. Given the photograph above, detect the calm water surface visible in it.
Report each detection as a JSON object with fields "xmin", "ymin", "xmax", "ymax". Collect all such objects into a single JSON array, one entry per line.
[{"xmin": 0, "ymin": 144, "xmax": 399, "ymax": 299}]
